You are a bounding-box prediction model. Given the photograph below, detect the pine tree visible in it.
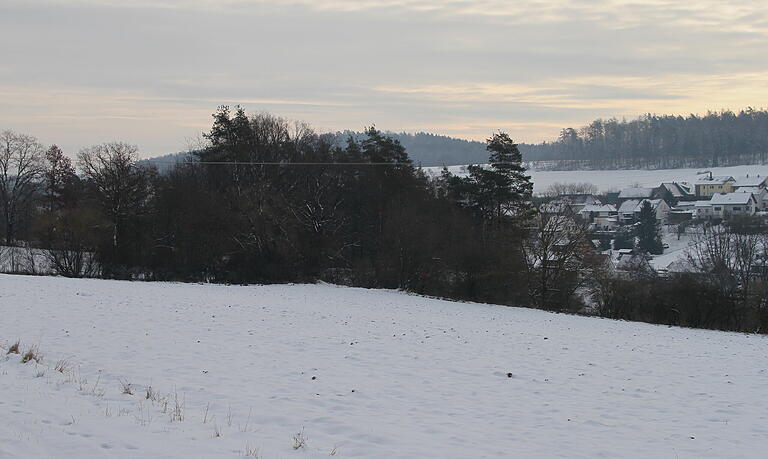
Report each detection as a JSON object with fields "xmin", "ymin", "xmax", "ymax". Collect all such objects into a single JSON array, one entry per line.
[
  {"xmin": 482, "ymin": 132, "xmax": 534, "ymax": 222},
  {"xmin": 637, "ymin": 200, "xmax": 663, "ymax": 254},
  {"xmin": 443, "ymin": 132, "xmax": 534, "ymax": 226},
  {"xmin": 612, "ymin": 226, "xmax": 635, "ymax": 250}
]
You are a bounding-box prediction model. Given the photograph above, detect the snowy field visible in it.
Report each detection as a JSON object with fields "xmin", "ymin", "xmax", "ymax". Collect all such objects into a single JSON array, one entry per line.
[
  {"xmin": 1, "ymin": 275, "xmax": 767, "ymax": 458},
  {"xmin": 423, "ymin": 163, "xmax": 768, "ymax": 194}
]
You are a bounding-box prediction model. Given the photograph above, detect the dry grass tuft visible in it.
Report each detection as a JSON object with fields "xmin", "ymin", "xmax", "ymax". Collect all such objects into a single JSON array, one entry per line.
[
  {"xmin": 21, "ymin": 346, "xmax": 42, "ymax": 364},
  {"xmin": 170, "ymin": 390, "xmax": 185, "ymax": 422},
  {"xmin": 7, "ymin": 340, "xmax": 20, "ymax": 355},
  {"xmin": 54, "ymin": 359, "xmax": 69, "ymax": 373},
  {"xmin": 244, "ymin": 442, "xmax": 260, "ymax": 457},
  {"xmin": 292, "ymin": 427, "xmax": 308, "ymax": 450},
  {"xmin": 119, "ymin": 379, "xmax": 134, "ymax": 395}
]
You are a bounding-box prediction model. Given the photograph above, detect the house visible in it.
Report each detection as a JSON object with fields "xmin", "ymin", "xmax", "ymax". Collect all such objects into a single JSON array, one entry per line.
[
  {"xmin": 618, "ymin": 199, "xmax": 670, "ymax": 224},
  {"xmin": 694, "ymin": 174, "xmax": 735, "ymax": 197},
  {"xmin": 617, "ymin": 187, "xmax": 656, "ymax": 204},
  {"xmin": 577, "ymin": 204, "xmax": 617, "ymax": 221},
  {"xmin": 577, "ymin": 204, "xmax": 620, "ymax": 231},
  {"xmin": 709, "ymin": 192, "xmax": 757, "ymax": 218},
  {"xmin": 660, "ymin": 182, "xmax": 695, "ymax": 203},
  {"xmin": 592, "ymin": 216, "xmax": 619, "ymax": 231},
  {"xmin": 552, "ymin": 194, "xmax": 602, "ymax": 214},
  {"xmin": 732, "ymin": 175, "xmax": 768, "ymax": 190},
  {"xmin": 692, "ymin": 200, "xmax": 714, "ymax": 219},
  {"xmin": 667, "ymin": 208, "xmax": 693, "ymax": 224},
  {"xmin": 618, "ymin": 200, "xmax": 641, "ymax": 224},
  {"xmin": 735, "ymin": 186, "xmax": 768, "ymax": 211},
  {"xmin": 615, "ymin": 253, "xmax": 654, "ymax": 276}
]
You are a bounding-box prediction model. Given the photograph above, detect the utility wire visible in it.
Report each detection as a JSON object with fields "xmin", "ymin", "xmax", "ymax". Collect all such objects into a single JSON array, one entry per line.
[{"xmin": 144, "ymin": 161, "xmax": 415, "ymax": 166}]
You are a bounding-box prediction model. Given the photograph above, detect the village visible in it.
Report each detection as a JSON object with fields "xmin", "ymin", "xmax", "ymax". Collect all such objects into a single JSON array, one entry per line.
[{"xmin": 541, "ymin": 172, "xmax": 768, "ymax": 274}]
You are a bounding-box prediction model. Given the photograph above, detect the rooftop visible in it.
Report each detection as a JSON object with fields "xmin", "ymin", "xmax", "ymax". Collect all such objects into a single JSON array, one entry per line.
[
  {"xmin": 618, "ymin": 199, "xmax": 663, "ymax": 213},
  {"xmin": 735, "ymin": 186, "xmax": 764, "ymax": 194},
  {"xmin": 710, "ymin": 193, "xmax": 755, "ymax": 205},
  {"xmin": 580, "ymin": 204, "xmax": 617, "ymax": 213},
  {"xmin": 695, "ymin": 175, "xmax": 735, "ymax": 185},
  {"xmin": 661, "ymin": 182, "xmax": 693, "ymax": 197},
  {"xmin": 618, "ymin": 187, "xmax": 655, "ymax": 199}
]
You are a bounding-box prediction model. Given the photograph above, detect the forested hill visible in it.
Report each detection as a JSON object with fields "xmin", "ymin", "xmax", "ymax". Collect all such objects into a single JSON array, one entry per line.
[
  {"xmin": 336, "ymin": 109, "xmax": 768, "ymax": 169},
  {"xmin": 144, "ymin": 108, "xmax": 768, "ymax": 170},
  {"xmin": 143, "ymin": 132, "xmax": 492, "ymax": 168},
  {"xmin": 523, "ymin": 109, "xmax": 768, "ymax": 169},
  {"xmin": 329, "ymin": 131, "xmax": 489, "ymax": 166}
]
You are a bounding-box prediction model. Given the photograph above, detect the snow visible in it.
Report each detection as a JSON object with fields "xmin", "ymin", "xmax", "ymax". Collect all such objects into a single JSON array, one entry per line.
[
  {"xmin": 710, "ymin": 193, "xmax": 754, "ymax": 205},
  {"xmin": 1, "ymin": 274, "xmax": 768, "ymax": 458},
  {"xmin": 423, "ymin": 163, "xmax": 768, "ymax": 194},
  {"xmin": 618, "ymin": 188, "xmax": 655, "ymax": 199},
  {"xmin": 649, "ymin": 230, "xmax": 694, "ymax": 270}
]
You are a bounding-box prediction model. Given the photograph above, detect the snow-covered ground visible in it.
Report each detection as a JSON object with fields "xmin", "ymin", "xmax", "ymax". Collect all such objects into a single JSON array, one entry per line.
[
  {"xmin": 1, "ymin": 275, "xmax": 767, "ymax": 458},
  {"xmin": 423, "ymin": 163, "xmax": 768, "ymax": 194},
  {"xmin": 649, "ymin": 229, "xmax": 694, "ymax": 270}
]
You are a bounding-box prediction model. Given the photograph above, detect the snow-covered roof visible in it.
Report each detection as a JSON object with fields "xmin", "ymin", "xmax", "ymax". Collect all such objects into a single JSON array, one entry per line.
[
  {"xmin": 661, "ymin": 182, "xmax": 693, "ymax": 197},
  {"xmin": 734, "ymin": 186, "xmax": 765, "ymax": 195},
  {"xmin": 695, "ymin": 175, "xmax": 734, "ymax": 185},
  {"xmin": 710, "ymin": 193, "xmax": 755, "ymax": 205},
  {"xmin": 618, "ymin": 199, "xmax": 640, "ymax": 213},
  {"xmin": 579, "ymin": 204, "xmax": 616, "ymax": 214},
  {"xmin": 693, "ymin": 200, "xmax": 713, "ymax": 208},
  {"xmin": 618, "ymin": 199, "xmax": 663, "ymax": 214},
  {"xmin": 666, "ymin": 259, "xmax": 695, "ymax": 273},
  {"xmin": 733, "ymin": 176, "xmax": 767, "ymax": 188},
  {"xmin": 618, "ymin": 187, "xmax": 655, "ymax": 199}
]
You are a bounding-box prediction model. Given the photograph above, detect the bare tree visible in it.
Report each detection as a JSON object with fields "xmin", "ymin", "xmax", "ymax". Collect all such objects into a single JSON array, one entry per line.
[
  {"xmin": 686, "ymin": 224, "xmax": 761, "ymax": 328},
  {"xmin": 78, "ymin": 142, "xmax": 153, "ymax": 255},
  {"xmin": 541, "ymin": 182, "xmax": 598, "ymax": 197},
  {"xmin": 0, "ymin": 130, "xmax": 46, "ymax": 245},
  {"xmin": 522, "ymin": 207, "xmax": 591, "ymax": 310}
]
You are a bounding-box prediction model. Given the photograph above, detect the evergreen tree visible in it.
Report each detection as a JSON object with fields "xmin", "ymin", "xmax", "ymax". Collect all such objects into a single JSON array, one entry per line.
[
  {"xmin": 612, "ymin": 226, "xmax": 635, "ymax": 250},
  {"xmin": 485, "ymin": 132, "xmax": 534, "ymax": 220},
  {"xmin": 637, "ymin": 200, "xmax": 663, "ymax": 254},
  {"xmin": 458, "ymin": 132, "xmax": 534, "ymax": 224}
]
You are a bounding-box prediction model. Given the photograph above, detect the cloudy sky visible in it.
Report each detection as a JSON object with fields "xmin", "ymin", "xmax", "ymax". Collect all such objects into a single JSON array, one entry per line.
[{"xmin": 1, "ymin": 0, "xmax": 767, "ymax": 157}]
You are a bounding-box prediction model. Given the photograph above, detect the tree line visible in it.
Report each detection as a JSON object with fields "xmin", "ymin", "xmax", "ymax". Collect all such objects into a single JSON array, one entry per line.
[
  {"xmin": 2, "ymin": 106, "xmax": 768, "ymax": 333},
  {"xmin": 522, "ymin": 108, "xmax": 768, "ymax": 169},
  {"xmin": 1, "ymin": 107, "xmax": 535, "ymax": 306}
]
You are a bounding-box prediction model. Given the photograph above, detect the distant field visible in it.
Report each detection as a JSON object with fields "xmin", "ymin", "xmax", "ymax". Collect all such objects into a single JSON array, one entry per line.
[{"xmin": 423, "ymin": 163, "xmax": 768, "ymax": 194}]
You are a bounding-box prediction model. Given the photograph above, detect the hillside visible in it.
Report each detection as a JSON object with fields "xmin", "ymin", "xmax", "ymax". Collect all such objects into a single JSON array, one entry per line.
[
  {"xmin": 330, "ymin": 131, "xmax": 490, "ymax": 166},
  {"xmin": 1, "ymin": 275, "xmax": 766, "ymax": 458},
  {"xmin": 144, "ymin": 108, "xmax": 768, "ymax": 170}
]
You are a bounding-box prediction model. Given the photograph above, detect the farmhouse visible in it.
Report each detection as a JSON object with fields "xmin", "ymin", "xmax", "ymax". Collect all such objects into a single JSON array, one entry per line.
[
  {"xmin": 660, "ymin": 182, "xmax": 695, "ymax": 202},
  {"xmin": 618, "ymin": 199, "xmax": 670, "ymax": 224},
  {"xmin": 735, "ymin": 187, "xmax": 768, "ymax": 211},
  {"xmin": 732, "ymin": 175, "xmax": 768, "ymax": 190},
  {"xmin": 709, "ymin": 192, "xmax": 757, "ymax": 218},
  {"xmin": 694, "ymin": 174, "xmax": 735, "ymax": 197}
]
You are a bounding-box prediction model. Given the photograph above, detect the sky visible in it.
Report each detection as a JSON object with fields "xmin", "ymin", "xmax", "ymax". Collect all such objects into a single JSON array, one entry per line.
[{"xmin": 1, "ymin": 0, "xmax": 767, "ymax": 158}]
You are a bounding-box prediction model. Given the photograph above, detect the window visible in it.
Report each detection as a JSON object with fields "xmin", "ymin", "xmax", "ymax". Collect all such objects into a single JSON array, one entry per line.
[
  {"xmin": 733, "ymin": 207, "xmax": 741, "ymax": 211},
  {"xmin": 714, "ymin": 207, "xmax": 722, "ymax": 211}
]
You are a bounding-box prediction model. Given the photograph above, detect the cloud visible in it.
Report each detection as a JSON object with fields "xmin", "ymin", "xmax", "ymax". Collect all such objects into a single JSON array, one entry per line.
[{"xmin": 1, "ymin": 0, "xmax": 767, "ymax": 156}]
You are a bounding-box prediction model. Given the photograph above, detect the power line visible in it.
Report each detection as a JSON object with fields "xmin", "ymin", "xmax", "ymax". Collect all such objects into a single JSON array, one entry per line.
[{"xmin": 146, "ymin": 160, "xmax": 415, "ymax": 166}]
